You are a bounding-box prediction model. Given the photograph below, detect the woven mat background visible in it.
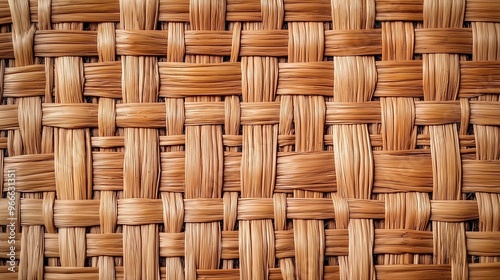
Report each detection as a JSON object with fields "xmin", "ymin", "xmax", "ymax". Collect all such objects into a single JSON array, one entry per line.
[{"xmin": 0, "ymin": 0, "xmax": 500, "ymax": 279}]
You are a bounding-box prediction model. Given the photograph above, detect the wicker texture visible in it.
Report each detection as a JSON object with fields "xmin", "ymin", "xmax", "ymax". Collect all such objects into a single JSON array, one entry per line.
[{"xmin": 0, "ymin": 0, "xmax": 500, "ymax": 279}]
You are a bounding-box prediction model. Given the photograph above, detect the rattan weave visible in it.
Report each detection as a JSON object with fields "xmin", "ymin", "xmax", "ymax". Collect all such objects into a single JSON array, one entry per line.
[{"xmin": 0, "ymin": 0, "xmax": 500, "ymax": 279}]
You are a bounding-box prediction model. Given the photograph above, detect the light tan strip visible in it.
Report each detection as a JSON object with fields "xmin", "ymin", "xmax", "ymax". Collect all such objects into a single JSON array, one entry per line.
[
  {"xmin": 415, "ymin": 28, "xmax": 472, "ymax": 54},
  {"xmin": 2, "ymin": 64, "xmax": 45, "ymax": 98},
  {"xmin": 34, "ymin": 30, "xmax": 98, "ymax": 57}
]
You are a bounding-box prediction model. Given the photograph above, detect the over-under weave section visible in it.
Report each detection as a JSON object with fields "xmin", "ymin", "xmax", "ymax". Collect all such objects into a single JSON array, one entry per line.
[{"xmin": 0, "ymin": 0, "xmax": 500, "ymax": 279}]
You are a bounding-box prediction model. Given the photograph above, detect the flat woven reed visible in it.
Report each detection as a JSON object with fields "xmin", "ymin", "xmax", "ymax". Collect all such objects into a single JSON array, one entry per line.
[{"xmin": 0, "ymin": 0, "xmax": 499, "ymax": 279}]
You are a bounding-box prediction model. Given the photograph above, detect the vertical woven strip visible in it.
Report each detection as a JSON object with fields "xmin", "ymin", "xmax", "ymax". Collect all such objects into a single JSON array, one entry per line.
[
  {"xmin": 332, "ymin": 0, "xmax": 376, "ymax": 279},
  {"xmin": 289, "ymin": 21, "xmax": 326, "ymax": 280},
  {"xmin": 53, "ymin": 18, "xmax": 90, "ymax": 274},
  {"xmin": 222, "ymin": 19, "xmax": 239, "ymax": 273},
  {"xmin": 239, "ymin": 0, "xmax": 281, "ymax": 278},
  {"xmin": 160, "ymin": 15, "xmax": 185, "ymax": 279},
  {"xmin": 8, "ymin": 0, "xmax": 43, "ymax": 278},
  {"xmin": 96, "ymin": 20, "xmax": 118, "ymax": 280},
  {"xmin": 121, "ymin": 0, "xmax": 160, "ymax": 279},
  {"xmin": 472, "ymin": 11, "xmax": 500, "ymax": 269},
  {"xmin": 184, "ymin": 1, "xmax": 225, "ymax": 279},
  {"xmin": 380, "ymin": 16, "xmax": 431, "ymax": 267},
  {"xmin": 423, "ymin": 1, "xmax": 468, "ymax": 279},
  {"xmin": 163, "ymin": 18, "xmax": 186, "ymax": 280}
]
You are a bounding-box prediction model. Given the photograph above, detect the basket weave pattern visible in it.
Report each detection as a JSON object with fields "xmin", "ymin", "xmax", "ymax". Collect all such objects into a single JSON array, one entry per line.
[{"xmin": 0, "ymin": 0, "xmax": 500, "ymax": 279}]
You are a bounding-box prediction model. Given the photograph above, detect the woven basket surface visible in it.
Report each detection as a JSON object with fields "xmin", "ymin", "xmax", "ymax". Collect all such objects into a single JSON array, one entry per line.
[{"xmin": 0, "ymin": 0, "xmax": 500, "ymax": 279}]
